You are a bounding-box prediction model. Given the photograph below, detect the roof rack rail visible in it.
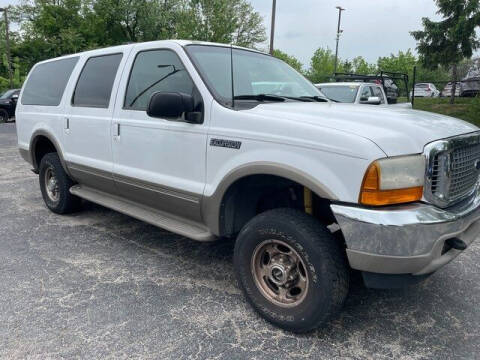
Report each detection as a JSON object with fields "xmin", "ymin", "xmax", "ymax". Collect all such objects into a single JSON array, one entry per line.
[{"xmin": 334, "ymin": 71, "xmax": 410, "ymax": 102}]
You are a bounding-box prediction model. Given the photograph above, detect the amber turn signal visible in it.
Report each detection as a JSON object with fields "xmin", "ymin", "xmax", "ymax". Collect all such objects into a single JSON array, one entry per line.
[{"xmin": 359, "ymin": 162, "xmax": 423, "ymax": 206}]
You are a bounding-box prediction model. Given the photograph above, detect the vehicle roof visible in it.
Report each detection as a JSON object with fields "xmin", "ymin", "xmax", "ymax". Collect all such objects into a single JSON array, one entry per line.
[
  {"xmin": 33, "ymin": 40, "xmax": 267, "ymax": 66},
  {"xmin": 316, "ymin": 82, "xmax": 379, "ymax": 87}
]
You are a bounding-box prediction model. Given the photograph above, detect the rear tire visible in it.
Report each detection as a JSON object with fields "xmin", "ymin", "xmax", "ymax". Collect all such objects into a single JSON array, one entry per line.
[
  {"xmin": 0, "ymin": 109, "xmax": 8, "ymax": 123},
  {"xmin": 39, "ymin": 152, "xmax": 81, "ymax": 214},
  {"xmin": 234, "ymin": 208, "xmax": 349, "ymax": 333}
]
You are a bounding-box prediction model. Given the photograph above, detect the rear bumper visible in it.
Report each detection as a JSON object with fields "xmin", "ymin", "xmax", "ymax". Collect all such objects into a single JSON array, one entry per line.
[{"xmin": 331, "ymin": 186, "xmax": 480, "ymax": 276}]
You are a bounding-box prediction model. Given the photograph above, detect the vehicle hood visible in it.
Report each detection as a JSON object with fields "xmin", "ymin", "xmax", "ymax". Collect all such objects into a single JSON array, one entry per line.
[
  {"xmin": 0, "ymin": 99, "xmax": 10, "ymax": 105},
  {"xmin": 246, "ymin": 102, "xmax": 478, "ymax": 156}
]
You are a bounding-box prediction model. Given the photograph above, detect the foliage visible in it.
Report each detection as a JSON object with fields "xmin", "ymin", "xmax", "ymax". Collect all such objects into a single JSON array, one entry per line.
[
  {"xmin": 413, "ymin": 97, "xmax": 480, "ymax": 125},
  {"xmin": 349, "ymin": 56, "xmax": 377, "ymax": 75},
  {"xmin": 411, "ymin": 0, "xmax": 480, "ymax": 103},
  {"xmin": 377, "ymin": 50, "xmax": 416, "ymax": 75},
  {"xmin": 272, "ymin": 49, "xmax": 303, "ymax": 73},
  {"xmin": 411, "ymin": 0, "xmax": 480, "ymax": 70},
  {"xmin": 467, "ymin": 95, "xmax": 480, "ymax": 121},
  {"xmin": 306, "ymin": 48, "xmax": 341, "ymax": 83},
  {"xmin": 0, "ymin": 0, "xmax": 267, "ymax": 91},
  {"xmin": 178, "ymin": 0, "xmax": 266, "ymax": 47}
]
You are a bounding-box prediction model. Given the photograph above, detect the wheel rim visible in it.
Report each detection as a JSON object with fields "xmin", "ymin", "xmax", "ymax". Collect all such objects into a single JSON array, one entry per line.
[
  {"xmin": 251, "ymin": 239, "xmax": 309, "ymax": 308},
  {"xmin": 44, "ymin": 167, "xmax": 60, "ymax": 202}
]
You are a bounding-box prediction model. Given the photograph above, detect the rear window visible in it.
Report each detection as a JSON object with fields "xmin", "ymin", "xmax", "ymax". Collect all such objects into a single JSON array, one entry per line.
[
  {"xmin": 72, "ymin": 53, "xmax": 123, "ymax": 108},
  {"xmin": 21, "ymin": 57, "xmax": 79, "ymax": 106}
]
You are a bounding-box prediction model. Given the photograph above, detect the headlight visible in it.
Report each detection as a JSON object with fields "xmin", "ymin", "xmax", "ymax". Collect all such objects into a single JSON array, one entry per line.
[{"xmin": 359, "ymin": 155, "xmax": 425, "ymax": 206}]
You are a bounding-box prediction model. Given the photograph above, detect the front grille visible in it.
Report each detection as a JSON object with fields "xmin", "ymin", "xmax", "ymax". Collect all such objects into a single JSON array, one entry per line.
[
  {"xmin": 449, "ymin": 144, "xmax": 480, "ymax": 200},
  {"xmin": 425, "ymin": 133, "xmax": 480, "ymax": 208}
]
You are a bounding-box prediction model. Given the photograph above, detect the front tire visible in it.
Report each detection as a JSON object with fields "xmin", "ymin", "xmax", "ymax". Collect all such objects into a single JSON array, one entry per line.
[
  {"xmin": 39, "ymin": 153, "xmax": 81, "ymax": 214},
  {"xmin": 234, "ymin": 208, "xmax": 349, "ymax": 333}
]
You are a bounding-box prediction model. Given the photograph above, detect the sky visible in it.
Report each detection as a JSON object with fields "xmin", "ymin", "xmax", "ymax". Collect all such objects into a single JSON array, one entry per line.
[
  {"xmin": 0, "ymin": 0, "xmax": 477, "ymax": 67},
  {"xmin": 249, "ymin": 0, "xmax": 444, "ymax": 66}
]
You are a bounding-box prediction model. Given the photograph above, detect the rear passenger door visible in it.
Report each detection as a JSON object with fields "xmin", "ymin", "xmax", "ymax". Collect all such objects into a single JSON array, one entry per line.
[
  {"xmin": 63, "ymin": 50, "xmax": 129, "ymax": 194},
  {"xmin": 111, "ymin": 44, "xmax": 208, "ymax": 223}
]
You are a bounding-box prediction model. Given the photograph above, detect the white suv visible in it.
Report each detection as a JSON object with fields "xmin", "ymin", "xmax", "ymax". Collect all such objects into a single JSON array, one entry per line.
[
  {"xmin": 16, "ymin": 41, "xmax": 480, "ymax": 332},
  {"xmin": 411, "ymin": 83, "xmax": 441, "ymax": 97}
]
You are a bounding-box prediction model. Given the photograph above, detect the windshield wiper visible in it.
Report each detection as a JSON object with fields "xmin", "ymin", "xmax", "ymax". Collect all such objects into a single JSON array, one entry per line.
[
  {"xmin": 233, "ymin": 94, "xmax": 286, "ymax": 102},
  {"xmin": 300, "ymin": 96, "xmax": 330, "ymax": 103},
  {"xmin": 234, "ymin": 94, "xmax": 321, "ymax": 103}
]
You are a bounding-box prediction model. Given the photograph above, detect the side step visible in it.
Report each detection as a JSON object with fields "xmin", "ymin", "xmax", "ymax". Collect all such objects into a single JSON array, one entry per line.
[{"xmin": 70, "ymin": 185, "xmax": 215, "ymax": 242}]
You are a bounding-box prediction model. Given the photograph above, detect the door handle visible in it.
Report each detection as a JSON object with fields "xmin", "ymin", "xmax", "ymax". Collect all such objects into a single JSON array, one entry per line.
[
  {"xmin": 113, "ymin": 123, "xmax": 120, "ymax": 138},
  {"xmin": 64, "ymin": 117, "xmax": 70, "ymax": 133}
]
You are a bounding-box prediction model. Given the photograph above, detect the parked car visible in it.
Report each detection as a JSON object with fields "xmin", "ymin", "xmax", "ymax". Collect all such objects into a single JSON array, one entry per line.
[
  {"xmin": 461, "ymin": 77, "xmax": 480, "ymax": 97},
  {"xmin": 410, "ymin": 83, "xmax": 440, "ymax": 97},
  {"xmin": 0, "ymin": 88, "xmax": 20, "ymax": 123},
  {"xmin": 17, "ymin": 40, "xmax": 480, "ymax": 333},
  {"xmin": 370, "ymin": 77, "xmax": 399, "ymax": 103},
  {"xmin": 316, "ymin": 82, "xmax": 411, "ymax": 108},
  {"xmin": 441, "ymin": 82, "xmax": 462, "ymax": 97},
  {"xmin": 334, "ymin": 73, "xmax": 402, "ymax": 104}
]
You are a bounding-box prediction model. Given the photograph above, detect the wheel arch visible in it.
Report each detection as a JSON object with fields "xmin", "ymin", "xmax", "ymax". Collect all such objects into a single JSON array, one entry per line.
[
  {"xmin": 29, "ymin": 130, "xmax": 71, "ymax": 177},
  {"xmin": 202, "ymin": 162, "xmax": 338, "ymax": 237}
]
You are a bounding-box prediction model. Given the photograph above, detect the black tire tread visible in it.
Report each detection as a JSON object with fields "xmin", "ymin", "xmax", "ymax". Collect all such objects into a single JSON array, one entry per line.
[
  {"xmin": 39, "ymin": 152, "xmax": 81, "ymax": 214},
  {"xmin": 0, "ymin": 109, "xmax": 8, "ymax": 123},
  {"xmin": 235, "ymin": 208, "xmax": 349, "ymax": 333}
]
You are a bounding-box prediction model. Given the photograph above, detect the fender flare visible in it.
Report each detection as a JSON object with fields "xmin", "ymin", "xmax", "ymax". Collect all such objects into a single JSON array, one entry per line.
[
  {"xmin": 201, "ymin": 162, "xmax": 338, "ymax": 236},
  {"xmin": 29, "ymin": 129, "xmax": 72, "ymax": 177}
]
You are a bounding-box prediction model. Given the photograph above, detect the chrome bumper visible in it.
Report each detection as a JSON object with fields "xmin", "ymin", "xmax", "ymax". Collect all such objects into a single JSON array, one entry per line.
[{"xmin": 331, "ymin": 187, "xmax": 480, "ymax": 275}]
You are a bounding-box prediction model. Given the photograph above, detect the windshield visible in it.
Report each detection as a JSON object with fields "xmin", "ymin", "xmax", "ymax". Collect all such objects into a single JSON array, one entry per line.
[
  {"xmin": 0, "ymin": 90, "xmax": 16, "ymax": 99},
  {"xmin": 318, "ymin": 86, "xmax": 358, "ymax": 103},
  {"xmin": 185, "ymin": 45, "xmax": 323, "ymax": 106}
]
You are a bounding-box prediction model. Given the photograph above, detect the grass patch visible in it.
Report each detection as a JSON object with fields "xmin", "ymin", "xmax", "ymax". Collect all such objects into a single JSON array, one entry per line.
[{"xmin": 409, "ymin": 97, "xmax": 480, "ymax": 126}]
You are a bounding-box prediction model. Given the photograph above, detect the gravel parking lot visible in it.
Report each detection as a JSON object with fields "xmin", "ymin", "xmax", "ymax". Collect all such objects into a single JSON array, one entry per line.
[{"xmin": 1, "ymin": 123, "xmax": 479, "ymax": 359}]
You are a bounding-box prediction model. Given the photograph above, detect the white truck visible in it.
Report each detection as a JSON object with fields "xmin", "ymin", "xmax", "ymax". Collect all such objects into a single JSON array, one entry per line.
[
  {"xmin": 316, "ymin": 82, "xmax": 412, "ymax": 108},
  {"xmin": 16, "ymin": 41, "xmax": 480, "ymax": 333}
]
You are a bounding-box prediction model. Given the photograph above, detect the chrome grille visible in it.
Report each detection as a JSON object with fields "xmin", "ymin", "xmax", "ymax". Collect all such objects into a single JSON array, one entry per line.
[
  {"xmin": 449, "ymin": 144, "xmax": 480, "ymax": 200},
  {"xmin": 425, "ymin": 133, "xmax": 480, "ymax": 208}
]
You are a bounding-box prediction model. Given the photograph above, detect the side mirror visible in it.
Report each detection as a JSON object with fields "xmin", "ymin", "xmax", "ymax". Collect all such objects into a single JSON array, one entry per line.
[
  {"xmin": 11, "ymin": 94, "xmax": 18, "ymax": 101},
  {"xmin": 147, "ymin": 92, "xmax": 200, "ymax": 122},
  {"xmin": 365, "ymin": 96, "xmax": 381, "ymax": 105}
]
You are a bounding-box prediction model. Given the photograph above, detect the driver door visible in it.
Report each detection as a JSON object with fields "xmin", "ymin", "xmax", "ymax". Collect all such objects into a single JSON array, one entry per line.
[{"xmin": 111, "ymin": 44, "xmax": 208, "ymax": 223}]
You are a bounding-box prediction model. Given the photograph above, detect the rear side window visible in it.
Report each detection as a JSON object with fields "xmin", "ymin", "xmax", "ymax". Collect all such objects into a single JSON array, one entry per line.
[
  {"xmin": 372, "ymin": 87, "xmax": 386, "ymax": 104},
  {"xmin": 72, "ymin": 53, "xmax": 123, "ymax": 108},
  {"xmin": 21, "ymin": 57, "xmax": 79, "ymax": 106}
]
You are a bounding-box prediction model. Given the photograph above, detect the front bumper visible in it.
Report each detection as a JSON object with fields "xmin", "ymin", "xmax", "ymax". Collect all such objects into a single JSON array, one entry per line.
[{"xmin": 331, "ymin": 186, "xmax": 480, "ymax": 275}]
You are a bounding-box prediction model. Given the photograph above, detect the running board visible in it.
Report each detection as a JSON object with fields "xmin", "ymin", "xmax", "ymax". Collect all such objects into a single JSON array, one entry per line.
[{"xmin": 70, "ymin": 185, "xmax": 215, "ymax": 242}]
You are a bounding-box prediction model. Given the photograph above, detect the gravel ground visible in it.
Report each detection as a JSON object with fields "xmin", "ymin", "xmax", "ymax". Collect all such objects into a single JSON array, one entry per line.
[{"xmin": 0, "ymin": 123, "xmax": 479, "ymax": 359}]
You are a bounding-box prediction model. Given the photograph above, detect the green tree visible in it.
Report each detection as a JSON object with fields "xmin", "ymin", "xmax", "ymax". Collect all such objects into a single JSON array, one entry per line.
[
  {"xmin": 411, "ymin": 0, "xmax": 480, "ymax": 103},
  {"xmin": 351, "ymin": 56, "xmax": 376, "ymax": 74},
  {"xmin": 177, "ymin": 0, "xmax": 266, "ymax": 48},
  {"xmin": 272, "ymin": 49, "xmax": 303, "ymax": 73},
  {"xmin": 307, "ymin": 48, "xmax": 341, "ymax": 83},
  {"xmin": 377, "ymin": 49, "xmax": 417, "ymax": 75},
  {"xmin": 8, "ymin": 0, "xmax": 267, "ymax": 88}
]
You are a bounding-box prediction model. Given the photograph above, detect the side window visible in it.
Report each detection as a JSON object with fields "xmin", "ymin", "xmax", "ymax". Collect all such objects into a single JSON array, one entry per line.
[
  {"xmin": 124, "ymin": 49, "xmax": 195, "ymax": 111},
  {"xmin": 359, "ymin": 86, "xmax": 373, "ymax": 102},
  {"xmin": 72, "ymin": 53, "xmax": 123, "ymax": 108},
  {"xmin": 21, "ymin": 57, "xmax": 79, "ymax": 106},
  {"xmin": 372, "ymin": 87, "xmax": 386, "ymax": 104}
]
